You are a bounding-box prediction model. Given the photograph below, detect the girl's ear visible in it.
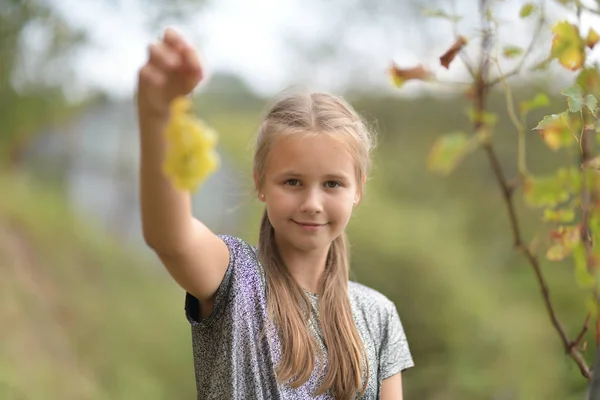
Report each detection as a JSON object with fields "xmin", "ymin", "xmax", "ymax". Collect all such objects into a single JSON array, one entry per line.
[
  {"xmin": 253, "ymin": 170, "xmax": 264, "ymax": 202},
  {"xmin": 354, "ymin": 174, "xmax": 367, "ymax": 206}
]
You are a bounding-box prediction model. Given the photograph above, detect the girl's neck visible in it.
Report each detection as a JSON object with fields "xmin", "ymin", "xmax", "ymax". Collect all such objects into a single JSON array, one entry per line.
[{"xmin": 275, "ymin": 238, "xmax": 329, "ymax": 294}]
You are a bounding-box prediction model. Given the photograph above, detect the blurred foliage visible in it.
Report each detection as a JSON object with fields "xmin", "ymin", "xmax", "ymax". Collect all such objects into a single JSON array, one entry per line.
[
  {"xmin": 0, "ymin": 0, "xmax": 88, "ymax": 167},
  {"xmin": 0, "ymin": 0, "xmax": 208, "ymax": 169},
  {"xmin": 391, "ymin": 0, "xmax": 600, "ymax": 393},
  {"xmin": 0, "ymin": 172, "xmax": 195, "ymax": 399}
]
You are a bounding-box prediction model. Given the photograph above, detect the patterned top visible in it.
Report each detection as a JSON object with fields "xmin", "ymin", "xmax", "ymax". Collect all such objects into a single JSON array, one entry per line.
[{"xmin": 184, "ymin": 235, "xmax": 414, "ymax": 399}]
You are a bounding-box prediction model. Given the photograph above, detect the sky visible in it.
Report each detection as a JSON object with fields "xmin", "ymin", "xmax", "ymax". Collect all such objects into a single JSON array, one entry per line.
[
  {"xmin": 52, "ymin": 0, "xmax": 319, "ymax": 98},
  {"xmin": 47, "ymin": 0, "xmax": 600, "ymax": 100}
]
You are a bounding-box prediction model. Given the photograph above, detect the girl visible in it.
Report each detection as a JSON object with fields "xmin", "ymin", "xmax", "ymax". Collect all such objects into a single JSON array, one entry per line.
[{"xmin": 137, "ymin": 28, "xmax": 414, "ymax": 400}]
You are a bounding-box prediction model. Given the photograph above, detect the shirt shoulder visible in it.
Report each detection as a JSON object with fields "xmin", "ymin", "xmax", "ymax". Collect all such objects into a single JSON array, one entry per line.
[
  {"xmin": 185, "ymin": 234, "xmax": 266, "ymax": 328},
  {"xmin": 348, "ymin": 281, "xmax": 415, "ymax": 375},
  {"xmin": 348, "ymin": 281, "xmax": 397, "ymax": 316}
]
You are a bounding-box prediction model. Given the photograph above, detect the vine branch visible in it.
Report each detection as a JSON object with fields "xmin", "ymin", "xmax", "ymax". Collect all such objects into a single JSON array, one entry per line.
[{"xmin": 474, "ymin": 0, "xmax": 591, "ymax": 380}]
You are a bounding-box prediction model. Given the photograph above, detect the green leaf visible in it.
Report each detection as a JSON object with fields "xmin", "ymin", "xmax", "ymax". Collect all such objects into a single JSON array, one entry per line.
[
  {"xmin": 543, "ymin": 208, "xmax": 576, "ymax": 223},
  {"xmin": 421, "ymin": 7, "xmax": 461, "ymax": 22},
  {"xmin": 585, "ymin": 94, "xmax": 598, "ymax": 116},
  {"xmin": 520, "ymin": 3, "xmax": 536, "ymax": 18},
  {"xmin": 427, "ymin": 132, "xmax": 478, "ymax": 175},
  {"xmin": 532, "ymin": 112, "xmax": 575, "ymax": 150},
  {"xmin": 466, "ymin": 108, "xmax": 498, "ymax": 126},
  {"xmin": 561, "ymin": 84, "xmax": 598, "ymax": 115},
  {"xmin": 576, "ymin": 68, "xmax": 600, "ymax": 95},
  {"xmin": 523, "ymin": 167, "xmax": 580, "ymax": 208},
  {"xmin": 519, "ymin": 93, "xmax": 550, "ymax": 115},
  {"xmin": 562, "ymin": 84, "xmax": 584, "ymax": 112},
  {"xmin": 573, "ymin": 243, "xmax": 595, "ymax": 288},
  {"xmin": 503, "ymin": 45, "xmax": 523, "ymax": 58}
]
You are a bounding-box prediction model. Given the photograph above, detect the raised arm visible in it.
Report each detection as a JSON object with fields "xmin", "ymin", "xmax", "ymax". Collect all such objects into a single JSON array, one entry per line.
[{"xmin": 136, "ymin": 28, "xmax": 229, "ymax": 316}]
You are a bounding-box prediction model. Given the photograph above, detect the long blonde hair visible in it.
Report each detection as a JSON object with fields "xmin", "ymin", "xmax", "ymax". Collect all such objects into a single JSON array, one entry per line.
[{"xmin": 253, "ymin": 91, "xmax": 376, "ymax": 399}]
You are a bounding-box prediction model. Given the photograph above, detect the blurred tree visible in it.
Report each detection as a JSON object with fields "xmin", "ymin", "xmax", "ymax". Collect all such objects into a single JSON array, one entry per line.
[
  {"xmin": 0, "ymin": 0, "xmax": 88, "ymax": 168},
  {"xmin": 0, "ymin": 0, "xmax": 209, "ymax": 170}
]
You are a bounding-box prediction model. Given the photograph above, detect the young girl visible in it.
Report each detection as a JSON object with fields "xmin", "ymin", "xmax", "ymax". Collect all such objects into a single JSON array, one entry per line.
[{"xmin": 137, "ymin": 28, "xmax": 414, "ymax": 400}]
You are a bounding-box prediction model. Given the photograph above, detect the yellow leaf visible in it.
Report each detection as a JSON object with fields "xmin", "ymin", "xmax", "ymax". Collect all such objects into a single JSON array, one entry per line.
[
  {"xmin": 532, "ymin": 112, "xmax": 575, "ymax": 150},
  {"xmin": 587, "ymin": 28, "xmax": 599, "ymax": 49},
  {"xmin": 546, "ymin": 225, "xmax": 581, "ymax": 261},
  {"xmin": 388, "ymin": 63, "xmax": 432, "ymax": 88},
  {"xmin": 551, "ymin": 21, "xmax": 586, "ymax": 71}
]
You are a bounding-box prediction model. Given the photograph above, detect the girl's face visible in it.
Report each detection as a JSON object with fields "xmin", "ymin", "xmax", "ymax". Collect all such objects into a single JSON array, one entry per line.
[{"xmin": 259, "ymin": 134, "xmax": 361, "ymax": 253}]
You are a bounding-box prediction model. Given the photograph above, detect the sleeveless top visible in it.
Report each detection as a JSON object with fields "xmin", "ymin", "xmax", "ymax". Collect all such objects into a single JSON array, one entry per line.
[{"xmin": 184, "ymin": 235, "xmax": 414, "ymax": 399}]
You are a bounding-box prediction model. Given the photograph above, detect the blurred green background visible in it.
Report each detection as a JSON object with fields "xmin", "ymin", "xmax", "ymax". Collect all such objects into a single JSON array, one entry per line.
[{"xmin": 1, "ymin": 0, "xmax": 597, "ymax": 399}]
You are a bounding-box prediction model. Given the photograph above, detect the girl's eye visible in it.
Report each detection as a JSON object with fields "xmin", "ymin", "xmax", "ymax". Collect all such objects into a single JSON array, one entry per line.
[
  {"xmin": 285, "ymin": 179, "xmax": 301, "ymax": 186},
  {"xmin": 324, "ymin": 181, "xmax": 341, "ymax": 188}
]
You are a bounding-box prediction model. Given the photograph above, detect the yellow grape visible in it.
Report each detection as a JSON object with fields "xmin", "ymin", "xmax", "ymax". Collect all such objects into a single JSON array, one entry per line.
[{"xmin": 162, "ymin": 97, "xmax": 220, "ymax": 191}]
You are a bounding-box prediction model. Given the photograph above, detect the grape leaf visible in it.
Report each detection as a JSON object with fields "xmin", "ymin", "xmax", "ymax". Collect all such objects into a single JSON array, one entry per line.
[
  {"xmin": 562, "ymin": 85, "xmax": 585, "ymax": 112},
  {"xmin": 551, "ymin": 21, "xmax": 586, "ymax": 71},
  {"xmin": 572, "ymin": 243, "xmax": 595, "ymax": 288},
  {"xmin": 546, "ymin": 224, "xmax": 581, "ymax": 261},
  {"xmin": 440, "ymin": 36, "xmax": 468, "ymax": 69},
  {"xmin": 466, "ymin": 108, "xmax": 498, "ymax": 126},
  {"xmin": 388, "ymin": 63, "xmax": 432, "ymax": 88},
  {"xmin": 503, "ymin": 45, "xmax": 523, "ymax": 58},
  {"xmin": 532, "ymin": 112, "xmax": 575, "ymax": 150},
  {"xmin": 421, "ymin": 7, "xmax": 462, "ymax": 22},
  {"xmin": 427, "ymin": 131, "xmax": 478, "ymax": 175},
  {"xmin": 520, "ymin": 3, "xmax": 536, "ymax": 18},
  {"xmin": 576, "ymin": 68, "xmax": 600, "ymax": 95},
  {"xmin": 523, "ymin": 167, "xmax": 580, "ymax": 208},
  {"xmin": 543, "ymin": 208, "xmax": 576, "ymax": 223},
  {"xmin": 519, "ymin": 93, "xmax": 550, "ymax": 115},
  {"xmin": 587, "ymin": 28, "xmax": 599, "ymax": 49},
  {"xmin": 562, "ymin": 84, "xmax": 598, "ymax": 115}
]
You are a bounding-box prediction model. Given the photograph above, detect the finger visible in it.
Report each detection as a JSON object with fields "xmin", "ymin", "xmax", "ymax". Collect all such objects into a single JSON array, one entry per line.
[
  {"xmin": 182, "ymin": 46, "xmax": 203, "ymax": 79},
  {"xmin": 139, "ymin": 63, "xmax": 166, "ymax": 88},
  {"xmin": 163, "ymin": 27, "xmax": 188, "ymax": 52},
  {"xmin": 148, "ymin": 42, "xmax": 180, "ymax": 72}
]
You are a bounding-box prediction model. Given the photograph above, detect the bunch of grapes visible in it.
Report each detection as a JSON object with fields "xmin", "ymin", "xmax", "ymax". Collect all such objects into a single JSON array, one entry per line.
[{"xmin": 162, "ymin": 97, "xmax": 220, "ymax": 191}]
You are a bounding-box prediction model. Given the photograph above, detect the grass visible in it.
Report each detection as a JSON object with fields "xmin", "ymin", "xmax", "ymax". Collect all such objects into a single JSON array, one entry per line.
[{"xmin": 0, "ymin": 171, "xmax": 196, "ymax": 400}]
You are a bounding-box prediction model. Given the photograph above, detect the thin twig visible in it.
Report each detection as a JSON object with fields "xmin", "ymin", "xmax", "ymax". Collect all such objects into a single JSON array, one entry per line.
[
  {"xmin": 449, "ymin": 0, "xmax": 476, "ymax": 79},
  {"xmin": 492, "ymin": 56, "xmax": 528, "ymax": 177},
  {"xmin": 487, "ymin": 0, "xmax": 547, "ymax": 88},
  {"xmin": 571, "ymin": 312, "xmax": 592, "ymax": 351},
  {"xmin": 474, "ymin": 0, "xmax": 591, "ymax": 380}
]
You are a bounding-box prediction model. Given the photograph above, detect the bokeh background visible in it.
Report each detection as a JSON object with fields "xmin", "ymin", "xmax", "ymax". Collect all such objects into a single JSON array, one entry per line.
[{"xmin": 3, "ymin": 0, "xmax": 600, "ymax": 399}]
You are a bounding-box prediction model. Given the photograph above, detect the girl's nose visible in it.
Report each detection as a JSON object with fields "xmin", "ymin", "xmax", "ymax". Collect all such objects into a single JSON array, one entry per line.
[{"xmin": 300, "ymin": 189, "xmax": 323, "ymax": 214}]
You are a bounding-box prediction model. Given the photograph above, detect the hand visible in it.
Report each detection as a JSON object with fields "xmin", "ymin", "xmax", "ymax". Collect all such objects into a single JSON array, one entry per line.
[{"xmin": 136, "ymin": 27, "xmax": 204, "ymax": 117}]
